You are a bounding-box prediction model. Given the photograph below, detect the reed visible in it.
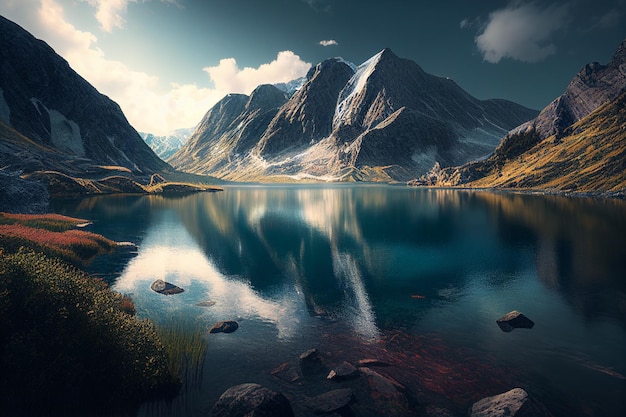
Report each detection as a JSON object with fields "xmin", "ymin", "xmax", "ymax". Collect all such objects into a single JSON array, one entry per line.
[{"xmin": 156, "ymin": 316, "xmax": 209, "ymax": 385}]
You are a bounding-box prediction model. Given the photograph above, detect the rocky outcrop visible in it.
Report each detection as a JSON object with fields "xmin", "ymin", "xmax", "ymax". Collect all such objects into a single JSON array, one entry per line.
[
  {"xmin": 470, "ymin": 388, "xmax": 553, "ymax": 417},
  {"xmin": 0, "ymin": 169, "xmax": 49, "ymax": 214},
  {"xmin": 0, "ymin": 16, "xmax": 169, "ymax": 174},
  {"xmin": 170, "ymin": 49, "xmax": 537, "ymax": 182},
  {"xmin": 513, "ymin": 39, "xmax": 626, "ymax": 142},
  {"xmin": 496, "ymin": 311, "xmax": 535, "ymax": 332},
  {"xmin": 209, "ymin": 383, "xmax": 294, "ymax": 417}
]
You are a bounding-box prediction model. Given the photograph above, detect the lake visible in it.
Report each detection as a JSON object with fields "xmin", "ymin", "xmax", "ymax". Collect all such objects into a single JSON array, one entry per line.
[{"xmin": 52, "ymin": 185, "xmax": 626, "ymax": 417}]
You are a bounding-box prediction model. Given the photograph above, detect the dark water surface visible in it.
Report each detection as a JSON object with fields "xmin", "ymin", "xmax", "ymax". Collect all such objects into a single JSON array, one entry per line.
[{"xmin": 52, "ymin": 185, "xmax": 626, "ymax": 417}]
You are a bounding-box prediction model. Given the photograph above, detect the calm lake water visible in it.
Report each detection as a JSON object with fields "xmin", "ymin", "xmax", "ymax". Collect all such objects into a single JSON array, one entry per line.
[{"xmin": 52, "ymin": 185, "xmax": 626, "ymax": 417}]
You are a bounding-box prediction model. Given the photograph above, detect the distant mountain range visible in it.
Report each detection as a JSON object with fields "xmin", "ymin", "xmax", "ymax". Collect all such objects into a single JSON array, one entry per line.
[
  {"xmin": 169, "ymin": 49, "xmax": 538, "ymax": 181},
  {"xmin": 425, "ymin": 39, "xmax": 626, "ymax": 195},
  {"xmin": 140, "ymin": 128, "xmax": 194, "ymax": 160},
  {"xmin": 2, "ymin": 12, "xmax": 623, "ymax": 198}
]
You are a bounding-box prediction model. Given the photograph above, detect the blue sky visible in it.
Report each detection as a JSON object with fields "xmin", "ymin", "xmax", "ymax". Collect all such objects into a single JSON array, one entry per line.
[{"xmin": 1, "ymin": 0, "xmax": 624, "ymax": 135}]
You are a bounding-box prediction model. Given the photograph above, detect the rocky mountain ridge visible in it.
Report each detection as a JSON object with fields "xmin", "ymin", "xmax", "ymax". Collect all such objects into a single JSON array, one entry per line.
[
  {"xmin": 169, "ymin": 49, "xmax": 538, "ymax": 182},
  {"xmin": 424, "ymin": 38, "xmax": 626, "ymax": 194}
]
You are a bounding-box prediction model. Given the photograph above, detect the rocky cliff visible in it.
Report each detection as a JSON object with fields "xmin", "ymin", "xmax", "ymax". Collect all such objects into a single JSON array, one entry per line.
[
  {"xmin": 0, "ymin": 15, "xmax": 169, "ymax": 175},
  {"xmin": 169, "ymin": 49, "xmax": 538, "ymax": 182}
]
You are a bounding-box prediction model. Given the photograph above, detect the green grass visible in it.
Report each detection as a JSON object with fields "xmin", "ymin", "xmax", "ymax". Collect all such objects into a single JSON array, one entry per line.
[
  {"xmin": 0, "ymin": 248, "xmax": 180, "ymax": 415},
  {"xmin": 156, "ymin": 315, "xmax": 209, "ymax": 385}
]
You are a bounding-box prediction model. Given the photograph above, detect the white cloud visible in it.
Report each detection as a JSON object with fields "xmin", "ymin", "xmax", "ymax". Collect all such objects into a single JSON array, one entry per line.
[
  {"xmin": 0, "ymin": 0, "xmax": 311, "ymax": 135},
  {"xmin": 82, "ymin": 0, "xmax": 181, "ymax": 33},
  {"xmin": 475, "ymin": 1, "xmax": 570, "ymax": 63},
  {"xmin": 319, "ymin": 39, "xmax": 338, "ymax": 47},
  {"xmin": 91, "ymin": 0, "xmax": 129, "ymax": 32},
  {"xmin": 203, "ymin": 51, "xmax": 311, "ymax": 95}
]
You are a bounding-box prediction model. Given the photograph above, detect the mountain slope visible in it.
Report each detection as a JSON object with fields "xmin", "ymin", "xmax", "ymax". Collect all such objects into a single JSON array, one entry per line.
[
  {"xmin": 169, "ymin": 85, "xmax": 288, "ymax": 179},
  {"xmin": 459, "ymin": 92, "xmax": 625, "ymax": 193},
  {"xmin": 428, "ymin": 38, "xmax": 626, "ymax": 194},
  {"xmin": 171, "ymin": 49, "xmax": 537, "ymax": 182},
  {"xmin": 0, "ymin": 15, "xmax": 168, "ymax": 174}
]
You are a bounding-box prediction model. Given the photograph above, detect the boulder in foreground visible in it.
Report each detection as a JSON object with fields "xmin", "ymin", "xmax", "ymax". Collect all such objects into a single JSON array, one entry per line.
[
  {"xmin": 209, "ymin": 383, "xmax": 294, "ymax": 417},
  {"xmin": 470, "ymin": 387, "xmax": 553, "ymax": 417}
]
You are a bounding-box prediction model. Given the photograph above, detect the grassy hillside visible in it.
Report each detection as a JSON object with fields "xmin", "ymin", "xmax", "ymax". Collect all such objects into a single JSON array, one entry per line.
[{"xmin": 433, "ymin": 92, "xmax": 626, "ymax": 195}]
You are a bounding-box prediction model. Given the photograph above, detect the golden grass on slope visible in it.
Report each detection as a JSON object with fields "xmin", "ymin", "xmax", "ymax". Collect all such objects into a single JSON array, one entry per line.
[
  {"xmin": 468, "ymin": 93, "xmax": 626, "ymax": 193},
  {"xmin": 96, "ymin": 165, "xmax": 133, "ymax": 173}
]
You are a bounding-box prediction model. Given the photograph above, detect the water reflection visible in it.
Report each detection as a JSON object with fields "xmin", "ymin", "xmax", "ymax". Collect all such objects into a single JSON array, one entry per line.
[
  {"xmin": 50, "ymin": 186, "xmax": 626, "ymax": 417},
  {"xmin": 471, "ymin": 191, "xmax": 626, "ymax": 324},
  {"xmin": 114, "ymin": 211, "xmax": 303, "ymax": 339}
]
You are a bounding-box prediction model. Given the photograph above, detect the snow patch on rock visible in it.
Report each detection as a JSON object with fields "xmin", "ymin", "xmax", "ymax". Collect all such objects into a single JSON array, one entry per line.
[
  {"xmin": 333, "ymin": 50, "xmax": 383, "ymax": 128},
  {"xmin": 48, "ymin": 109, "xmax": 84, "ymax": 156}
]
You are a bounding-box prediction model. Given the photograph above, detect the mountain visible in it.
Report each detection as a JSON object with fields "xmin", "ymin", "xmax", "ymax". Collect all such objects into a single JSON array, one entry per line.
[
  {"xmin": 0, "ymin": 15, "xmax": 169, "ymax": 175},
  {"xmin": 140, "ymin": 128, "xmax": 194, "ymax": 160},
  {"xmin": 428, "ymin": 39, "xmax": 626, "ymax": 195},
  {"xmin": 170, "ymin": 49, "xmax": 538, "ymax": 182},
  {"xmin": 169, "ymin": 85, "xmax": 290, "ymax": 179}
]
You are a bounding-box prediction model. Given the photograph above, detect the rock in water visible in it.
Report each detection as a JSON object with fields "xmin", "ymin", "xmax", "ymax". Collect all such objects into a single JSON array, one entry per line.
[
  {"xmin": 150, "ymin": 279, "xmax": 184, "ymax": 295},
  {"xmin": 470, "ymin": 388, "xmax": 553, "ymax": 417},
  {"xmin": 209, "ymin": 320, "xmax": 239, "ymax": 334},
  {"xmin": 496, "ymin": 310, "xmax": 535, "ymax": 332},
  {"xmin": 327, "ymin": 361, "xmax": 359, "ymax": 380},
  {"xmin": 209, "ymin": 383, "xmax": 294, "ymax": 417},
  {"xmin": 306, "ymin": 388, "xmax": 354, "ymax": 414}
]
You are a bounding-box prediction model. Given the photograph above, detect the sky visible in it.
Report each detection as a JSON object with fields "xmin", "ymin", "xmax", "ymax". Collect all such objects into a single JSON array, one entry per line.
[{"xmin": 1, "ymin": 0, "xmax": 625, "ymax": 136}]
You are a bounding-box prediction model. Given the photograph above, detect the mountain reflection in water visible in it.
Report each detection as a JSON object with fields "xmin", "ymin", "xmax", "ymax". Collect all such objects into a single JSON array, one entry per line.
[{"xmin": 51, "ymin": 185, "xmax": 626, "ymax": 417}]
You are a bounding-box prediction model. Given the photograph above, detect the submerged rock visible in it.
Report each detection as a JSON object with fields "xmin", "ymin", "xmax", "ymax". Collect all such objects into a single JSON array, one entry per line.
[
  {"xmin": 299, "ymin": 348, "xmax": 326, "ymax": 376},
  {"xmin": 209, "ymin": 383, "xmax": 294, "ymax": 417},
  {"xmin": 306, "ymin": 388, "xmax": 354, "ymax": 414},
  {"xmin": 299, "ymin": 348, "xmax": 319, "ymax": 361},
  {"xmin": 358, "ymin": 367, "xmax": 409, "ymax": 414},
  {"xmin": 327, "ymin": 361, "xmax": 359, "ymax": 380},
  {"xmin": 197, "ymin": 300, "xmax": 217, "ymax": 307},
  {"xmin": 470, "ymin": 387, "xmax": 553, "ymax": 417},
  {"xmin": 270, "ymin": 362, "xmax": 301, "ymax": 384},
  {"xmin": 496, "ymin": 311, "xmax": 535, "ymax": 332},
  {"xmin": 209, "ymin": 320, "xmax": 239, "ymax": 334},
  {"xmin": 150, "ymin": 279, "xmax": 184, "ymax": 295}
]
